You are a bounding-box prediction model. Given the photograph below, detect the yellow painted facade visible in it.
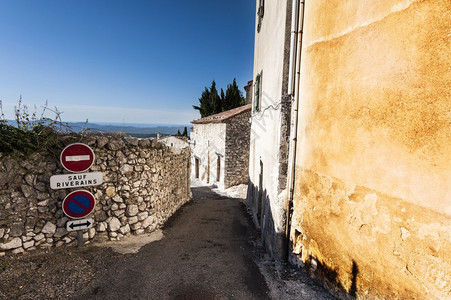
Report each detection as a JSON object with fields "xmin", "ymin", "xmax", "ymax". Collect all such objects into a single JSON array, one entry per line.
[{"xmin": 290, "ymin": 0, "xmax": 450, "ymax": 298}]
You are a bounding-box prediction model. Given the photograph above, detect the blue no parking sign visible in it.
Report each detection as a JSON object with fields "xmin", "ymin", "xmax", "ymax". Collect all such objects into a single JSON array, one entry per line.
[{"xmin": 62, "ymin": 190, "xmax": 96, "ymax": 219}]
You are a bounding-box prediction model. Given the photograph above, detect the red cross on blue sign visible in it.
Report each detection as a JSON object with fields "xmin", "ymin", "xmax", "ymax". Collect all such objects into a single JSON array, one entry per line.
[{"xmin": 62, "ymin": 190, "xmax": 96, "ymax": 219}]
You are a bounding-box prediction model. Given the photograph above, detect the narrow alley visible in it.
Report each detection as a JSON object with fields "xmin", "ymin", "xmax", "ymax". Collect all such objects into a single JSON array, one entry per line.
[
  {"xmin": 0, "ymin": 186, "xmax": 335, "ymax": 299},
  {"xmin": 73, "ymin": 186, "xmax": 335, "ymax": 299},
  {"xmin": 74, "ymin": 186, "xmax": 272, "ymax": 299}
]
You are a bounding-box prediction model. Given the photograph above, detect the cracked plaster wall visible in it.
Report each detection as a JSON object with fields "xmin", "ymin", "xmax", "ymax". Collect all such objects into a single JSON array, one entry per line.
[
  {"xmin": 290, "ymin": 0, "xmax": 450, "ymax": 299},
  {"xmin": 247, "ymin": 0, "xmax": 290, "ymax": 261}
]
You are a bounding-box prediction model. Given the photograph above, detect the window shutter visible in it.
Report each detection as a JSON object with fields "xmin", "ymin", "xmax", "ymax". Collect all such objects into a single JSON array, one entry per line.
[
  {"xmin": 254, "ymin": 72, "xmax": 262, "ymax": 112},
  {"xmin": 257, "ymin": 0, "xmax": 264, "ymax": 33}
]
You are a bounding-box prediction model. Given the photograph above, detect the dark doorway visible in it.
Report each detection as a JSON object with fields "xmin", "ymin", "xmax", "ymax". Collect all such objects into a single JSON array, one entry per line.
[
  {"xmin": 257, "ymin": 160, "xmax": 263, "ymax": 226},
  {"xmin": 216, "ymin": 155, "xmax": 221, "ymax": 182},
  {"xmin": 195, "ymin": 158, "xmax": 200, "ymax": 179}
]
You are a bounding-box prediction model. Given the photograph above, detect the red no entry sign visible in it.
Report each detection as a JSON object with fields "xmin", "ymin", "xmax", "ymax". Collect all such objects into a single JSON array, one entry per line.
[
  {"xmin": 62, "ymin": 190, "xmax": 96, "ymax": 219},
  {"xmin": 60, "ymin": 143, "xmax": 95, "ymax": 173}
]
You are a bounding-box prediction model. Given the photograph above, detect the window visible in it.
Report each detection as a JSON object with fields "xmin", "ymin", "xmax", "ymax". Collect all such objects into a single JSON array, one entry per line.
[
  {"xmin": 257, "ymin": 0, "xmax": 264, "ymax": 33},
  {"xmin": 254, "ymin": 71, "xmax": 262, "ymax": 112}
]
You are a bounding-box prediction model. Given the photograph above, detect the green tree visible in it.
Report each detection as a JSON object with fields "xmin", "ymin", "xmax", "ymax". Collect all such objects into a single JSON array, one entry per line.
[
  {"xmin": 193, "ymin": 81, "xmax": 222, "ymax": 118},
  {"xmin": 182, "ymin": 126, "xmax": 188, "ymax": 137},
  {"xmin": 193, "ymin": 79, "xmax": 245, "ymax": 118},
  {"xmin": 192, "ymin": 87, "xmax": 212, "ymax": 118},
  {"xmin": 220, "ymin": 88, "xmax": 225, "ymax": 105},
  {"xmin": 223, "ymin": 78, "xmax": 245, "ymax": 111},
  {"xmin": 210, "ymin": 81, "xmax": 222, "ymax": 115}
]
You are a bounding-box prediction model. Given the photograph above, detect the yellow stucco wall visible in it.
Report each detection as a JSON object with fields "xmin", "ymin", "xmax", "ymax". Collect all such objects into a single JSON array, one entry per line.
[{"xmin": 291, "ymin": 0, "xmax": 450, "ymax": 298}]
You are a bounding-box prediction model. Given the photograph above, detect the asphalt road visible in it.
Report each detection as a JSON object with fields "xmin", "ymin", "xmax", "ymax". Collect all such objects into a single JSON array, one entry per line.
[{"xmin": 73, "ymin": 187, "xmax": 271, "ymax": 300}]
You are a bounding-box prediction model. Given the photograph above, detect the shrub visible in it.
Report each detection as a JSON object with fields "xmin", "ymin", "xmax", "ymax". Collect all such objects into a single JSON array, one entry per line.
[{"xmin": 0, "ymin": 98, "xmax": 78, "ymax": 157}]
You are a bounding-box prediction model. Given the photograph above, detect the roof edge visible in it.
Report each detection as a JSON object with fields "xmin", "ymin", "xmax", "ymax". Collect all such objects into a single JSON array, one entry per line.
[{"xmin": 191, "ymin": 104, "xmax": 252, "ymax": 124}]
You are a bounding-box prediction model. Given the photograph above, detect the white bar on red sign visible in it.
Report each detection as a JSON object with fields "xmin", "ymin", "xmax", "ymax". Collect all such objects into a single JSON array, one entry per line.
[{"xmin": 65, "ymin": 155, "xmax": 91, "ymax": 162}]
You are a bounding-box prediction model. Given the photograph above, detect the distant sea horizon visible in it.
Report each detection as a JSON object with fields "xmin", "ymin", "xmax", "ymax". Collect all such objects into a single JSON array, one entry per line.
[
  {"xmin": 4, "ymin": 119, "xmax": 191, "ymax": 138},
  {"xmin": 85, "ymin": 121, "xmax": 191, "ymax": 128}
]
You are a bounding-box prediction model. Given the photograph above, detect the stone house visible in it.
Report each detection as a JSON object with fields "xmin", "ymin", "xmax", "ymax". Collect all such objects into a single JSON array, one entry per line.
[
  {"xmin": 190, "ymin": 104, "xmax": 251, "ymax": 190},
  {"xmin": 248, "ymin": 0, "xmax": 450, "ymax": 299}
]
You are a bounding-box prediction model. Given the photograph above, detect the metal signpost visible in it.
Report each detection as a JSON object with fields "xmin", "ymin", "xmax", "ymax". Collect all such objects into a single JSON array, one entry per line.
[
  {"xmin": 49, "ymin": 143, "xmax": 101, "ymax": 248},
  {"xmin": 66, "ymin": 218, "xmax": 94, "ymax": 248}
]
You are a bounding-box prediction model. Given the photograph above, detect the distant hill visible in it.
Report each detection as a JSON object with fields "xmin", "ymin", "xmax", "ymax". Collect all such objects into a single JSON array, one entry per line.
[{"xmin": 5, "ymin": 120, "xmax": 190, "ymax": 138}]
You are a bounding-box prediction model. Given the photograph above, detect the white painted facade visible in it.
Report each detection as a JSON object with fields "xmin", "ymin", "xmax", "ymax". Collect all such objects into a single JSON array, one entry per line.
[
  {"xmin": 190, "ymin": 105, "xmax": 252, "ymax": 190},
  {"xmin": 247, "ymin": 0, "xmax": 291, "ymax": 260},
  {"xmin": 190, "ymin": 123, "xmax": 226, "ymax": 189},
  {"xmin": 159, "ymin": 136, "xmax": 189, "ymax": 153}
]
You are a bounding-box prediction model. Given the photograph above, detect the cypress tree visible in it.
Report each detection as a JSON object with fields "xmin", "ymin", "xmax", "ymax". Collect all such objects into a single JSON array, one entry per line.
[
  {"xmin": 193, "ymin": 79, "xmax": 244, "ymax": 118},
  {"xmin": 193, "ymin": 87, "xmax": 212, "ymax": 118},
  {"xmin": 210, "ymin": 81, "xmax": 222, "ymax": 115},
  {"xmin": 223, "ymin": 78, "xmax": 245, "ymax": 111},
  {"xmin": 220, "ymin": 88, "xmax": 225, "ymax": 109}
]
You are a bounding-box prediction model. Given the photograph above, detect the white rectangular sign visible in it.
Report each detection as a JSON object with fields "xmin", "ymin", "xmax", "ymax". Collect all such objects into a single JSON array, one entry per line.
[
  {"xmin": 50, "ymin": 172, "xmax": 103, "ymax": 189},
  {"xmin": 66, "ymin": 218, "xmax": 94, "ymax": 231}
]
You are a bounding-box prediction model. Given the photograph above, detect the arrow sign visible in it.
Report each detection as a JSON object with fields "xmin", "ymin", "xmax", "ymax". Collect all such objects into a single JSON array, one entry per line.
[
  {"xmin": 60, "ymin": 143, "xmax": 95, "ymax": 173},
  {"xmin": 62, "ymin": 190, "xmax": 96, "ymax": 219},
  {"xmin": 66, "ymin": 218, "xmax": 94, "ymax": 232}
]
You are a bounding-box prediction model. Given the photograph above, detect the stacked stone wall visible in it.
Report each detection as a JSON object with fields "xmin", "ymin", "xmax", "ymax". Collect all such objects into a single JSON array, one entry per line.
[
  {"xmin": 0, "ymin": 134, "xmax": 191, "ymax": 255},
  {"xmin": 224, "ymin": 111, "xmax": 251, "ymax": 188}
]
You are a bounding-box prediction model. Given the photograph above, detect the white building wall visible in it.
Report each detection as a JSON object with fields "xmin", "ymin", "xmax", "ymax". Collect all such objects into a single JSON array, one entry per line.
[
  {"xmin": 190, "ymin": 123, "xmax": 226, "ymax": 189},
  {"xmin": 159, "ymin": 136, "xmax": 188, "ymax": 153},
  {"xmin": 248, "ymin": 0, "xmax": 289, "ymax": 259}
]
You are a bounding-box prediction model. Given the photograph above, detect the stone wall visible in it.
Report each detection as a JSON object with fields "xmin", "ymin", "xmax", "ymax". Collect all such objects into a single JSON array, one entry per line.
[
  {"xmin": 0, "ymin": 134, "xmax": 191, "ymax": 255},
  {"xmin": 224, "ymin": 111, "xmax": 251, "ymax": 189}
]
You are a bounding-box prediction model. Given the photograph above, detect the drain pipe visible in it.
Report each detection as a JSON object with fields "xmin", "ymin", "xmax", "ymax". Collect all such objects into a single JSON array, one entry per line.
[
  {"xmin": 285, "ymin": 0, "xmax": 305, "ymax": 259},
  {"xmin": 287, "ymin": 0, "xmax": 299, "ymax": 95}
]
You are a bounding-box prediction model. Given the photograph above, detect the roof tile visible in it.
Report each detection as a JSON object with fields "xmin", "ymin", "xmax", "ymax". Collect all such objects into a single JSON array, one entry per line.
[{"xmin": 191, "ymin": 104, "xmax": 252, "ymax": 124}]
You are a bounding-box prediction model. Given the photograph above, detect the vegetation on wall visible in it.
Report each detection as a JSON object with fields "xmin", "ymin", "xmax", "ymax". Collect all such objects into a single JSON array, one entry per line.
[
  {"xmin": 193, "ymin": 79, "xmax": 245, "ymax": 118},
  {"xmin": 0, "ymin": 98, "xmax": 77, "ymax": 157}
]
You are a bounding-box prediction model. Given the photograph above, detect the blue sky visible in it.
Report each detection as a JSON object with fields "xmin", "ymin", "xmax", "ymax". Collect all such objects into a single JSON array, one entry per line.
[{"xmin": 0, "ymin": 1, "xmax": 256, "ymax": 125}]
